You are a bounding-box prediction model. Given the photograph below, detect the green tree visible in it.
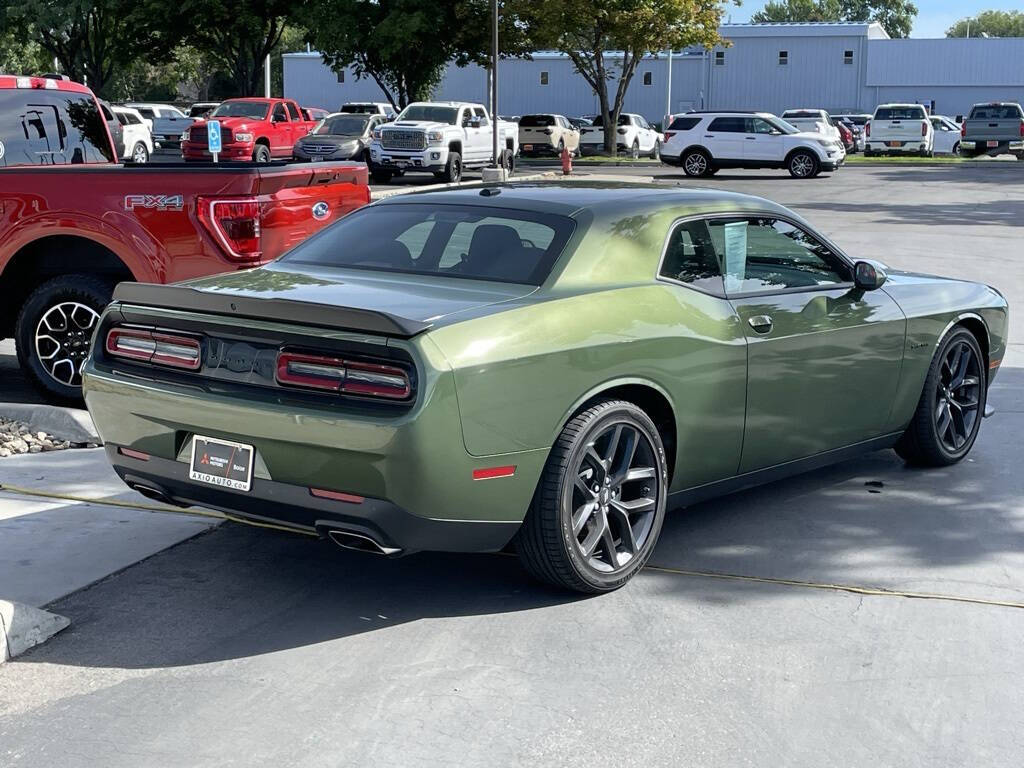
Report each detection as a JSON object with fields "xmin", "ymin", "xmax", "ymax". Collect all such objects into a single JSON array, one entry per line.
[
  {"xmin": 751, "ymin": 0, "xmax": 917, "ymax": 38},
  {"xmin": 306, "ymin": 0, "xmax": 529, "ymax": 111},
  {"xmin": 521, "ymin": 0, "xmax": 730, "ymax": 153},
  {"xmin": 947, "ymin": 10, "xmax": 1024, "ymax": 38},
  {"xmin": 144, "ymin": 0, "xmax": 302, "ymax": 97},
  {"xmin": 0, "ymin": 28, "xmax": 50, "ymax": 75},
  {"xmin": 5, "ymin": 0, "xmax": 175, "ymax": 96}
]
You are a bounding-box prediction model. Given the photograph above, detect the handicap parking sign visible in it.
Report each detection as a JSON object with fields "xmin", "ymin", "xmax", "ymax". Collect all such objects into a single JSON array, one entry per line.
[{"xmin": 207, "ymin": 120, "xmax": 222, "ymax": 154}]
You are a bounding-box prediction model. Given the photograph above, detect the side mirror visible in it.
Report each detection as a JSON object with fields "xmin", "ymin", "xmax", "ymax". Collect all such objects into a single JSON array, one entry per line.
[{"xmin": 854, "ymin": 260, "xmax": 887, "ymax": 291}]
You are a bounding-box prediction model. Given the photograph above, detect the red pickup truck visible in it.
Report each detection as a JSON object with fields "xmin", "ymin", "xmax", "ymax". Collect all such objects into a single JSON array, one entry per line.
[
  {"xmin": 182, "ymin": 98, "xmax": 318, "ymax": 162},
  {"xmin": 0, "ymin": 76, "xmax": 370, "ymax": 401}
]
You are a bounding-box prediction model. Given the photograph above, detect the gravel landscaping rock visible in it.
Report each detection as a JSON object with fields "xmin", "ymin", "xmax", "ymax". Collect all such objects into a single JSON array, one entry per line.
[{"xmin": 0, "ymin": 416, "xmax": 83, "ymax": 458}]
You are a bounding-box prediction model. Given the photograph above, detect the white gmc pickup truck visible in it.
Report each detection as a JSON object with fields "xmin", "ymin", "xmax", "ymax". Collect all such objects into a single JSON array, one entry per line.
[{"xmin": 368, "ymin": 101, "xmax": 518, "ymax": 183}]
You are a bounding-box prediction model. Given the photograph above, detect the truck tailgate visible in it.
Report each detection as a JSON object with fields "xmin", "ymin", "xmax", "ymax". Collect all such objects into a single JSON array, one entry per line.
[
  {"xmin": 965, "ymin": 119, "xmax": 1021, "ymax": 142},
  {"xmin": 255, "ymin": 162, "xmax": 370, "ymax": 256}
]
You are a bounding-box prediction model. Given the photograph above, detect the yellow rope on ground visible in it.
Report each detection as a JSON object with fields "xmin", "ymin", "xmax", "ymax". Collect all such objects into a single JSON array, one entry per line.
[
  {"xmin": 0, "ymin": 483, "xmax": 317, "ymax": 537},
  {"xmin": 3, "ymin": 482, "xmax": 1023, "ymax": 609}
]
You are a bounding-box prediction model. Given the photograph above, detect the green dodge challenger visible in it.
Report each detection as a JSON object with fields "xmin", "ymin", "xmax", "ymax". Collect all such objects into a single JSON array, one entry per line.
[{"xmin": 83, "ymin": 182, "xmax": 1008, "ymax": 593}]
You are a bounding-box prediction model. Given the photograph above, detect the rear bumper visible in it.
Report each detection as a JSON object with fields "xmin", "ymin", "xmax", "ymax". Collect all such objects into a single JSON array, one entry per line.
[
  {"xmin": 866, "ymin": 140, "xmax": 929, "ymax": 154},
  {"xmin": 108, "ymin": 447, "xmax": 519, "ymax": 554},
  {"xmin": 960, "ymin": 140, "xmax": 1024, "ymax": 154}
]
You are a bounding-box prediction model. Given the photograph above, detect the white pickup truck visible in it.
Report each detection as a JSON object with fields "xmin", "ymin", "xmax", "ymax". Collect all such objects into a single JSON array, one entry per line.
[
  {"xmin": 368, "ymin": 101, "xmax": 518, "ymax": 183},
  {"xmin": 780, "ymin": 109, "xmax": 842, "ymax": 143}
]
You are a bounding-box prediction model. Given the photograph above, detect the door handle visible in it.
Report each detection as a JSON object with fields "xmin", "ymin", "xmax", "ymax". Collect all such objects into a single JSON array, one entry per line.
[
  {"xmin": 745, "ymin": 136, "xmax": 757, "ymax": 140},
  {"xmin": 748, "ymin": 315, "xmax": 773, "ymax": 333}
]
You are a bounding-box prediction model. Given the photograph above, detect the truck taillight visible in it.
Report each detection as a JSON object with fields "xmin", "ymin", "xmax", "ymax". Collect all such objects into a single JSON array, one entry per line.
[
  {"xmin": 276, "ymin": 352, "xmax": 412, "ymax": 400},
  {"xmin": 1020, "ymin": 120, "xmax": 1024, "ymax": 138},
  {"xmin": 865, "ymin": 122, "xmax": 870, "ymax": 137},
  {"xmin": 961, "ymin": 121, "xmax": 967, "ymax": 137},
  {"xmin": 106, "ymin": 328, "xmax": 201, "ymax": 370},
  {"xmin": 921, "ymin": 122, "xmax": 928, "ymax": 137},
  {"xmin": 197, "ymin": 197, "xmax": 262, "ymax": 262}
]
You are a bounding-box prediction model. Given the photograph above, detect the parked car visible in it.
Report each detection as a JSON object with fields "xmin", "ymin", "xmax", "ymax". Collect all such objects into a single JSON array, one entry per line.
[
  {"xmin": 518, "ymin": 114, "xmax": 580, "ymax": 156},
  {"xmin": 780, "ymin": 109, "xmax": 842, "ymax": 144},
  {"xmin": 0, "ymin": 75, "xmax": 371, "ymax": 401},
  {"xmin": 293, "ymin": 112, "xmax": 387, "ymax": 162},
  {"xmin": 182, "ymin": 97, "xmax": 318, "ymax": 162},
  {"xmin": 958, "ymin": 102, "xmax": 1024, "ymax": 159},
  {"xmin": 835, "ymin": 116, "xmax": 865, "ymax": 152},
  {"xmin": 112, "ymin": 105, "xmax": 153, "ymax": 163},
  {"xmin": 864, "ymin": 104, "xmax": 933, "ymax": 157},
  {"xmin": 303, "ymin": 107, "xmax": 330, "ymax": 121},
  {"xmin": 579, "ymin": 113, "xmax": 661, "ymax": 158},
  {"xmin": 98, "ymin": 100, "xmax": 124, "ymax": 158},
  {"xmin": 82, "ymin": 182, "xmax": 1007, "ymax": 593},
  {"xmin": 340, "ymin": 102, "xmax": 396, "ymax": 119},
  {"xmin": 567, "ymin": 116, "xmax": 593, "ymax": 130},
  {"xmin": 124, "ymin": 102, "xmax": 194, "ymax": 155},
  {"xmin": 929, "ymin": 115, "xmax": 963, "ymax": 155},
  {"xmin": 188, "ymin": 102, "xmax": 220, "ymax": 119},
  {"xmin": 661, "ymin": 111, "xmax": 845, "ymax": 178},
  {"xmin": 367, "ymin": 101, "xmax": 518, "ymax": 183},
  {"xmin": 836, "ymin": 120, "xmax": 856, "ymax": 154}
]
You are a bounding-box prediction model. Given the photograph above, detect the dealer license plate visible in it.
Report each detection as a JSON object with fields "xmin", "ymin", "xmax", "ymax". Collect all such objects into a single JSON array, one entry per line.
[
  {"xmin": 887, "ymin": 141, "xmax": 902, "ymax": 148},
  {"xmin": 189, "ymin": 435, "xmax": 254, "ymax": 492},
  {"xmin": 987, "ymin": 141, "xmax": 999, "ymax": 148},
  {"xmin": 524, "ymin": 144, "xmax": 533, "ymax": 150}
]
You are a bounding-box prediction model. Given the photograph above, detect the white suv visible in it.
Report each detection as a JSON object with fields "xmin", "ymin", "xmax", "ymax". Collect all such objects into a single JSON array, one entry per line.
[
  {"xmin": 865, "ymin": 104, "xmax": 933, "ymax": 157},
  {"xmin": 661, "ymin": 112, "xmax": 845, "ymax": 178},
  {"xmin": 579, "ymin": 113, "xmax": 661, "ymax": 158}
]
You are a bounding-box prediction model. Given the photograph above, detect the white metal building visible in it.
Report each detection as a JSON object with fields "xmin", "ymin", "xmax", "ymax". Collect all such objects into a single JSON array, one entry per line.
[{"xmin": 284, "ymin": 22, "xmax": 1024, "ymax": 121}]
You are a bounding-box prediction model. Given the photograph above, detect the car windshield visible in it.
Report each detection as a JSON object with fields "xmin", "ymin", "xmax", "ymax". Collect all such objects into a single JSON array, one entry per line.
[
  {"xmin": 875, "ymin": 107, "xmax": 927, "ymax": 120},
  {"xmin": 969, "ymin": 104, "xmax": 1023, "ymax": 120},
  {"xmin": 315, "ymin": 115, "xmax": 370, "ymax": 135},
  {"xmin": 519, "ymin": 115, "xmax": 555, "ymax": 127},
  {"xmin": 397, "ymin": 106, "xmax": 459, "ymax": 124},
  {"xmin": 211, "ymin": 101, "xmax": 269, "ymax": 119},
  {"xmin": 281, "ymin": 204, "xmax": 576, "ymax": 285}
]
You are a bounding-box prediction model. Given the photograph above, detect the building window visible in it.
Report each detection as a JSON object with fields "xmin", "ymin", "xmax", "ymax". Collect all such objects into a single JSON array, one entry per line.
[
  {"xmin": 643, "ymin": 72, "xmax": 652, "ymax": 86},
  {"xmin": 540, "ymin": 71, "xmax": 549, "ymax": 86},
  {"xmin": 714, "ymin": 51, "xmax": 724, "ymax": 66},
  {"xmin": 778, "ymin": 50, "xmax": 788, "ymax": 66},
  {"xmin": 337, "ymin": 70, "xmax": 345, "ymax": 83},
  {"xmin": 844, "ymin": 49, "xmax": 854, "ymax": 64}
]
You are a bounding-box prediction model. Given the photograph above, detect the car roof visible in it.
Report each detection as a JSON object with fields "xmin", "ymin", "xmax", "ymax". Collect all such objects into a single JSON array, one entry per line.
[
  {"xmin": 0, "ymin": 75, "xmax": 93, "ymax": 94},
  {"xmin": 374, "ymin": 181, "xmax": 789, "ymax": 220}
]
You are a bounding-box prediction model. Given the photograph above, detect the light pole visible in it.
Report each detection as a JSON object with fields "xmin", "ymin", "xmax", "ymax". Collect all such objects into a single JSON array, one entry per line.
[
  {"xmin": 491, "ymin": 0, "xmax": 499, "ymax": 170},
  {"xmin": 664, "ymin": 49, "xmax": 673, "ymax": 126}
]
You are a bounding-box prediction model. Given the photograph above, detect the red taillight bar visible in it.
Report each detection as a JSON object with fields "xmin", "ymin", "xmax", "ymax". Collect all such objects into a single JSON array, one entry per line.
[
  {"xmin": 276, "ymin": 351, "xmax": 411, "ymax": 400},
  {"xmin": 197, "ymin": 196, "xmax": 262, "ymax": 263},
  {"xmin": 106, "ymin": 327, "xmax": 201, "ymax": 370}
]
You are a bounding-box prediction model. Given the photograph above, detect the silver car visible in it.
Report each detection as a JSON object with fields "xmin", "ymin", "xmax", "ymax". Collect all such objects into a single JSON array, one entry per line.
[{"xmin": 293, "ymin": 113, "xmax": 388, "ymax": 162}]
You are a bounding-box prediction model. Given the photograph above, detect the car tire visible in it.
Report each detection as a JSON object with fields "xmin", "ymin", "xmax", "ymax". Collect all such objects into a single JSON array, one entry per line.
[
  {"xmin": 371, "ymin": 169, "xmax": 394, "ymax": 183},
  {"xmin": 951, "ymin": 142, "xmax": 961, "ymax": 157},
  {"xmin": 252, "ymin": 144, "xmax": 271, "ymax": 163},
  {"xmin": 516, "ymin": 399, "xmax": 669, "ymax": 593},
  {"xmin": 502, "ymin": 148, "xmax": 516, "ymax": 175},
  {"xmin": 14, "ymin": 274, "xmax": 114, "ymax": 404},
  {"xmin": 788, "ymin": 150, "xmax": 819, "ymax": 179},
  {"xmin": 443, "ymin": 151, "xmax": 462, "ymax": 183},
  {"xmin": 864, "ymin": 148, "xmax": 874, "ymax": 157},
  {"xmin": 630, "ymin": 140, "xmax": 640, "ymax": 160},
  {"xmin": 682, "ymin": 149, "xmax": 712, "ymax": 177},
  {"xmin": 557, "ymin": 138, "xmax": 565, "ymax": 156},
  {"xmin": 894, "ymin": 327, "xmax": 986, "ymax": 468},
  {"xmin": 650, "ymin": 140, "xmax": 661, "ymax": 161},
  {"xmin": 130, "ymin": 142, "xmax": 149, "ymax": 164}
]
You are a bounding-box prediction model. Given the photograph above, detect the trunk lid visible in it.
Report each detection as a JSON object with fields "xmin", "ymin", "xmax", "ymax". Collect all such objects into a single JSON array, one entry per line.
[{"xmin": 115, "ymin": 264, "xmax": 536, "ymax": 337}]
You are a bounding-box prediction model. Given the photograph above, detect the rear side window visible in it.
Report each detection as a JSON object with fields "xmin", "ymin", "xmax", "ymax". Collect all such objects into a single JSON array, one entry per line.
[
  {"xmin": 659, "ymin": 220, "xmax": 722, "ymax": 294},
  {"xmin": 0, "ymin": 89, "xmax": 114, "ymax": 166},
  {"xmin": 969, "ymin": 104, "xmax": 1023, "ymax": 120},
  {"xmin": 286, "ymin": 102, "xmax": 301, "ymax": 120},
  {"xmin": 668, "ymin": 116, "xmax": 700, "ymax": 131},
  {"xmin": 874, "ymin": 106, "xmax": 927, "ymax": 120},
  {"xmin": 708, "ymin": 116, "xmax": 746, "ymax": 133},
  {"xmin": 520, "ymin": 115, "xmax": 555, "ymax": 127},
  {"xmin": 282, "ymin": 204, "xmax": 576, "ymax": 285}
]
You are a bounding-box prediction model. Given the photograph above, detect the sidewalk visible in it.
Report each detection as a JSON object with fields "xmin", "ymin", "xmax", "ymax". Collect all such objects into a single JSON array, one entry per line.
[{"xmin": 0, "ymin": 447, "xmax": 217, "ymax": 607}]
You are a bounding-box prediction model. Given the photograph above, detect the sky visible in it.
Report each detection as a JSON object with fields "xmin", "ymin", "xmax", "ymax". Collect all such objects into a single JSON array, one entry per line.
[{"xmin": 728, "ymin": 1, "xmax": 1024, "ymax": 38}]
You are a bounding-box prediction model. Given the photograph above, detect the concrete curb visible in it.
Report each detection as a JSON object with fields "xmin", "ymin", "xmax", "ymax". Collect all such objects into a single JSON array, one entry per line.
[
  {"xmin": 370, "ymin": 171, "xmax": 556, "ymax": 199},
  {"xmin": 0, "ymin": 599, "xmax": 70, "ymax": 663},
  {"xmin": 0, "ymin": 403, "xmax": 99, "ymax": 443}
]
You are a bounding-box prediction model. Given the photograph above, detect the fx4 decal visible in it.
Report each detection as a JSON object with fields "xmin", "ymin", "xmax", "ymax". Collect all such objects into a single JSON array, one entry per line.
[{"xmin": 124, "ymin": 194, "xmax": 185, "ymax": 211}]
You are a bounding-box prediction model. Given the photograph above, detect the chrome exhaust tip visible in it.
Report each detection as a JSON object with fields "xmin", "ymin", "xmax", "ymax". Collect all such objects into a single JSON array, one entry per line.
[{"xmin": 326, "ymin": 529, "xmax": 401, "ymax": 557}]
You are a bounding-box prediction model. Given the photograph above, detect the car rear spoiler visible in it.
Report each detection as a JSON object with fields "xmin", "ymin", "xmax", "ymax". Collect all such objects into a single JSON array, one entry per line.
[{"xmin": 112, "ymin": 283, "xmax": 431, "ymax": 338}]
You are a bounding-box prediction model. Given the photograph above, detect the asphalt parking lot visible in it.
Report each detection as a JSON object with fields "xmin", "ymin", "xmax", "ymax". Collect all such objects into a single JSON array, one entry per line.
[{"xmin": 2, "ymin": 164, "xmax": 1023, "ymax": 767}]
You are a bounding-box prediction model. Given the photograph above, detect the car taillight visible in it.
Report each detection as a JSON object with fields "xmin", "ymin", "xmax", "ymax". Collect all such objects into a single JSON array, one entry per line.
[
  {"xmin": 664, "ymin": 131, "xmax": 675, "ymax": 141},
  {"xmin": 865, "ymin": 122, "xmax": 871, "ymax": 137},
  {"xmin": 1020, "ymin": 120, "xmax": 1024, "ymax": 138},
  {"xmin": 105, "ymin": 327, "xmax": 201, "ymax": 370},
  {"xmin": 197, "ymin": 197, "xmax": 262, "ymax": 262},
  {"xmin": 922, "ymin": 122, "xmax": 928, "ymax": 137},
  {"xmin": 276, "ymin": 352, "xmax": 411, "ymax": 400}
]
